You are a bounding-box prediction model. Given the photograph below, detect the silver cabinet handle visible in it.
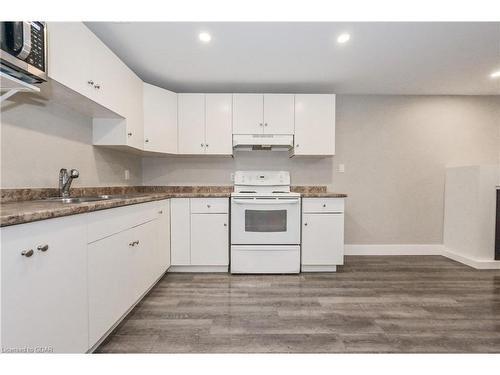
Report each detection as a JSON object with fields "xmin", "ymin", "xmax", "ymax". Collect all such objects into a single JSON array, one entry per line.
[
  {"xmin": 37, "ymin": 244, "xmax": 49, "ymax": 252},
  {"xmin": 21, "ymin": 249, "xmax": 34, "ymax": 257},
  {"xmin": 88, "ymin": 80, "xmax": 94, "ymax": 85}
]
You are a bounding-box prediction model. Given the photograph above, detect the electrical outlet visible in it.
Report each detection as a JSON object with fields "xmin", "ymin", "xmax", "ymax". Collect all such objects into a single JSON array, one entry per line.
[
  {"xmin": 230, "ymin": 173, "xmax": 235, "ymax": 182},
  {"xmin": 337, "ymin": 164, "xmax": 345, "ymax": 173},
  {"xmin": 124, "ymin": 169, "xmax": 130, "ymax": 180}
]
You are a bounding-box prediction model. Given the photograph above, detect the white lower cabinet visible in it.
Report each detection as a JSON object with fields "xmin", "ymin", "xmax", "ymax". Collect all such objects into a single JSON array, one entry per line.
[
  {"xmin": 301, "ymin": 198, "xmax": 345, "ymax": 272},
  {"xmin": 170, "ymin": 198, "xmax": 229, "ymax": 271},
  {"xmin": 1, "ymin": 215, "xmax": 89, "ymax": 353},
  {"xmin": 191, "ymin": 213, "xmax": 229, "ymax": 266}
]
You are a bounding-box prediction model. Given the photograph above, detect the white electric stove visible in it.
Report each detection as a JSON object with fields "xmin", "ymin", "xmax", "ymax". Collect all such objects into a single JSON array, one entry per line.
[{"xmin": 230, "ymin": 171, "xmax": 301, "ymax": 274}]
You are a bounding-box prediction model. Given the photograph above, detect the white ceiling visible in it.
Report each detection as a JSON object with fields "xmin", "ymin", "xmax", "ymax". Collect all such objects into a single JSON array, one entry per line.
[{"xmin": 86, "ymin": 22, "xmax": 500, "ymax": 95}]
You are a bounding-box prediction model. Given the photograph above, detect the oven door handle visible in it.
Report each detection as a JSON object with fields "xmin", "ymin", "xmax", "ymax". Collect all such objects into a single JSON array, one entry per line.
[{"xmin": 232, "ymin": 198, "xmax": 300, "ymax": 205}]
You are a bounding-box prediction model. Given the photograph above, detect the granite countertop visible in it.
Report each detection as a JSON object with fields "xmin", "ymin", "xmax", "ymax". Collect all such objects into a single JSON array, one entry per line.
[{"xmin": 0, "ymin": 186, "xmax": 347, "ymax": 227}]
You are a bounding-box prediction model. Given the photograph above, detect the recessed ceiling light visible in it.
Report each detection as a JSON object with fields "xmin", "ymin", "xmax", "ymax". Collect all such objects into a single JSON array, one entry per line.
[
  {"xmin": 490, "ymin": 70, "xmax": 500, "ymax": 79},
  {"xmin": 198, "ymin": 32, "xmax": 212, "ymax": 43},
  {"xmin": 337, "ymin": 33, "xmax": 351, "ymax": 44}
]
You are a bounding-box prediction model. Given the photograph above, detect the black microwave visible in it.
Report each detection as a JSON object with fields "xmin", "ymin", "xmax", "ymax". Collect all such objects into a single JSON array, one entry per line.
[{"xmin": 0, "ymin": 21, "xmax": 47, "ymax": 83}]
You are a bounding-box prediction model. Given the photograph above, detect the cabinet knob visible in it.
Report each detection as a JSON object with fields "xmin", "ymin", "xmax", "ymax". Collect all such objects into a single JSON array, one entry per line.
[
  {"xmin": 145, "ymin": 139, "xmax": 149, "ymax": 143},
  {"xmin": 205, "ymin": 144, "xmax": 209, "ymax": 147},
  {"xmin": 129, "ymin": 241, "xmax": 135, "ymax": 247},
  {"xmin": 323, "ymin": 204, "xmax": 326, "ymax": 207},
  {"xmin": 207, "ymin": 204, "xmax": 211, "ymax": 208},
  {"xmin": 158, "ymin": 210, "xmax": 163, "ymax": 214},
  {"xmin": 37, "ymin": 244, "xmax": 49, "ymax": 252},
  {"xmin": 128, "ymin": 132, "xmax": 133, "ymax": 137},
  {"xmin": 94, "ymin": 84, "xmax": 101, "ymax": 90},
  {"xmin": 264, "ymin": 123, "xmax": 268, "ymax": 127},
  {"xmin": 259, "ymin": 123, "xmax": 263, "ymax": 127},
  {"xmin": 201, "ymin": 143, "xmax": 204, "ymax": 148},
  {"xmin": 21, "ymin": 249, "xmax": 34, "ymax": 257},
  {"xmin": 224, "ymin": 223, "xmax": 227, "ymax": 227},
  {"xmin": 135, "ymin": 240, "xmax": 140, "ymax": 246},
  {"xmin": 296, "ymin": 144, "xmax": 300, "ymax": 148},
  {"xmin": 304, "ymin": 223, "xmax": 308, "ymax": 226},
  {"xmin": 87, "ymin": 80, "xmax": 94, "ymax": 85}
]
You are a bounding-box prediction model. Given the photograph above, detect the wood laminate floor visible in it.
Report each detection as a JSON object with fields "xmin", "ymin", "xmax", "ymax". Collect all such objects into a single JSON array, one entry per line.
[{"xmin": 96, "ymin": 256, "xmax": 500, "ymax": 353}]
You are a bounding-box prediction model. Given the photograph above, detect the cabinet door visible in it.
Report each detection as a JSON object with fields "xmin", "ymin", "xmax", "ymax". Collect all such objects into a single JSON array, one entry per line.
[
  {"xmin": 143, "ymin": 83, "xmax": 178, "ymax": 153},
  {"xmin": 1, "ymin": 215, "xmax": 88, "ymax": 353},
  {"xmin": 294, "ymin": 94, "xmax": 336, "ymax": 155},
  {"xmin": 88, "ymin": 229, "xmax": 136, "ymax": 347},
  {"xmin": 232, "ymin": 94, "xmax": 263, "ymax": 134},
  {"xmin": 178, "ymin": 94, "xmax": 206, "ymax": 154},
  {"xmin": 302, "ymin": 213, "xmax": 344, "ymax": 265},
  {"xmin": 263, "ymin": 94, "xmax": 294, "ymax": 135},
  {"xmin": 170, "ymin": 198, "xmax": 191, "ymax": 265},
  {"xmin": 191, "ymin": 213, "xmax": 229, "ymax": 266},
  {"xmin": 205, "ymin": 94, "xmax": 233, "ymax": 155},
  {"xmin": 123, "ymin": 72, "xmax": 144, "ymax": 149},
  {"xmin": 157, "ymin": 200, "xmax": 171, "ymax": 274},
  {"xmin": 129, "ymin": 220, "xmax": 158, "ymax": 300},
  {"xmin": 47, "ymin": 22, "xmax": 92, "ymax": 99}
]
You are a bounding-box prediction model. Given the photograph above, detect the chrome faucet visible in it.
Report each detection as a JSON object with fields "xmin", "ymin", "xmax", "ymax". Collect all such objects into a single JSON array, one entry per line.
[{"xmin": 59, "ymin": 168, "xmax": 79, "ymax": 197}]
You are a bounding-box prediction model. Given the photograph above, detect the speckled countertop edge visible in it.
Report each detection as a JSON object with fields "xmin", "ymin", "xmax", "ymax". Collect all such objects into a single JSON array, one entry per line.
[{"xmin": 1, "ymin": 186, "xmax": 347, "ymax": 227}]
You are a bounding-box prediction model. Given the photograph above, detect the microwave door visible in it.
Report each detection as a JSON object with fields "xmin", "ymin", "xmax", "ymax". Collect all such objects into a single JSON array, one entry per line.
[{"xmin": 4, "ymin": 22, "xmax": 32, "ymax": 59}]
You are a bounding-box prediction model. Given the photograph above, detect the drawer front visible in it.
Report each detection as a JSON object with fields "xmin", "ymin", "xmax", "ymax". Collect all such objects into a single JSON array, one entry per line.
[
  {"xmin": 87, "ymin": 201, "xmax": 159, "ymax": 243},
  {"xmin": 302, "ymin": 198, "xmax": 344, "ymax": 213},
  {"xmin": 190, "ymin": 198, "xmax": 229, "ymax": 214}
]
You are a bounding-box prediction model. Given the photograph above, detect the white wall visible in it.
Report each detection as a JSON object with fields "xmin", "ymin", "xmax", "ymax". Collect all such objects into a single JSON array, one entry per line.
[
  {"xmin": 1, "ymin": 96, "xmax": 142, "ymax": 188},
  {"xmin": 143, "ymin": 95, "xmax": 500, "ymax": 245}
]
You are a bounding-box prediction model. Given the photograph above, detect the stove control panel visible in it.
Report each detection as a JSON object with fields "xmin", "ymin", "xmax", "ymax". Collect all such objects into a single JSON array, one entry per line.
[{"xmin": 234, "ymin": 171, "xmax": 290, "ymax": 186}]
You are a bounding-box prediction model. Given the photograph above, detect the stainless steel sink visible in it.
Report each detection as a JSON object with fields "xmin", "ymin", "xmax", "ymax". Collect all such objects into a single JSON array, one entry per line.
[
  {"xmin": 39, "ymin": 194, "xmax": 147, "ymax": 204},
  {"xmin": 41, "ymin": 196, "xmax": 110, "ymax": 203}
]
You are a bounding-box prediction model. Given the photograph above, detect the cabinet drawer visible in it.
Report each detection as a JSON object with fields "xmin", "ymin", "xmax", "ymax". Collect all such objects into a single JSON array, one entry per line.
[
  {"xmin": 87, "ymin": 201, "xmax": 159, "ymax": 243},
  {"xmin": 190, "ymin": 198, "xmax": 229, "ymax": 214},
  {"xmin": 302, "ymin": 198, "xmax": 344, "ymax": 213}
]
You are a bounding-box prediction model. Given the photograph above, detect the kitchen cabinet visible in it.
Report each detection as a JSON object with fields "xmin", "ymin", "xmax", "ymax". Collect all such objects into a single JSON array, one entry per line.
[
  {"xmin": 170, "ymin": 198, "xmax": 229, "ymax": 271},
  {"xmin": 143, "ymin": 83, "xmax": 178, "ymax": 153},
  {"xmin": 157, "ymin": 200, "xmax": 172, "ymax": 275},
  {"xmin": 232, "ymin": 94, "xmax": 294, "ymax": 135},
  {"xmin": 178, "ymin": 94, "xmax": 233, "ymax": 155},
  {"xmin": 170, "ymin": 198, "xmax": 191, "ymax": 265},
  {"xmin": 205, "ymin": 94, "xmax": 233, "ymax": 154},
  {"xmin": 1, "ymin": 215, "xmax": 89, "ymax": 353},
  {"xmin": 293, "ymin": 94, "xmax": 336, "ymax": 156},
  {"xmin": 48, "ymin": 22, "xmax": 144, "ymax": 150},
  {"xmin": 301, "ymin": 198, "xmax": 344, "ymax": 272},
  {"xmin": 178, "ymin": 94, "xmax": 206, "ymax": 154}
]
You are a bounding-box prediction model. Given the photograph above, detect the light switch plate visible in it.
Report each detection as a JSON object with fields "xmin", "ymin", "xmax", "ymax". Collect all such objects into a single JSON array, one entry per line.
[
  {"xmin": 124, "ymin": 169, "xmax": 130, "ymax": 180},
  {"xmin": 337, "ymin": 164, "xmax": 345, "ymax": 173}
]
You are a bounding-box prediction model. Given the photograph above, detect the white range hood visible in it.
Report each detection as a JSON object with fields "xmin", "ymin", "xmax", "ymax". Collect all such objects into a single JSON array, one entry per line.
[{"xmin": 232, "ymin": 134, "xmax": 294, "ymax": 151}]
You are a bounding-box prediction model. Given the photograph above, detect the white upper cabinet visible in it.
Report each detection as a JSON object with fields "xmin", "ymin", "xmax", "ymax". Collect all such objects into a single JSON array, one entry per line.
[
  {"xmin": 232, "ymin": 94, "xmax": 263, "ymax": 135},
  {"xmin": 263, "ymin": 94, "xmax": 294, "ymax": 135},
  {"xmin": 143, "ymin": 83, "xmax": 178, "ymax": 153},
  {"xmin": 205, "ymin": 94, "xmax": 233, "ymax": 155},
  {"xmin": 47, "ymin": 22, "xmax": 93, "ymax": 99},
  {"xmin": 178, "ymin": 94, "xmax": 233, "ymax": 155},
  {"xmin": 233, "ymin": 94, "xmax": 294, "ymax": 135},
  {"xmin": 178, "ymin": 94, "xmax": 205, "ymax": 154},
  {"xmin": 293, "ymin": 94, "xmax": 336, "ymax": 156}
]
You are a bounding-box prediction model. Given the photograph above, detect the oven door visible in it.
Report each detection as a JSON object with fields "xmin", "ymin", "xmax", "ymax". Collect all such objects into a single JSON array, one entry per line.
[{"xmin": 231, "ymin": 197, "xmax": 301, "ymax": 245}]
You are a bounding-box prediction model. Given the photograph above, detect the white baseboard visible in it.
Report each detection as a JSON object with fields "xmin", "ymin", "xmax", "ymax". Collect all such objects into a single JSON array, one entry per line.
[
  {"xmin": 345, "ymin": 244, "xmax": 500, "ymax": 270},
  {"xmin": 345, "ymin": 244, "xmax": 443, "ymax": 256},
  {"xmin": 441, "ymin": 247, "xmax": 500, "ymax": 270},
  {"xmin": 168, "ymin": 265, "xmax": 229, "ymax": 273}
]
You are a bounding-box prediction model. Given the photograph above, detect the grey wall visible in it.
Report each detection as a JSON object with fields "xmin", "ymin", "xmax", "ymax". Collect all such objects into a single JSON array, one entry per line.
[
  {"xmin": 1, "ymin": 96, "xmax": 142, "ymax": 188},
  {"xmin": 143, "ymin": 95, "xmax": 500, "ymax": 245}
]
